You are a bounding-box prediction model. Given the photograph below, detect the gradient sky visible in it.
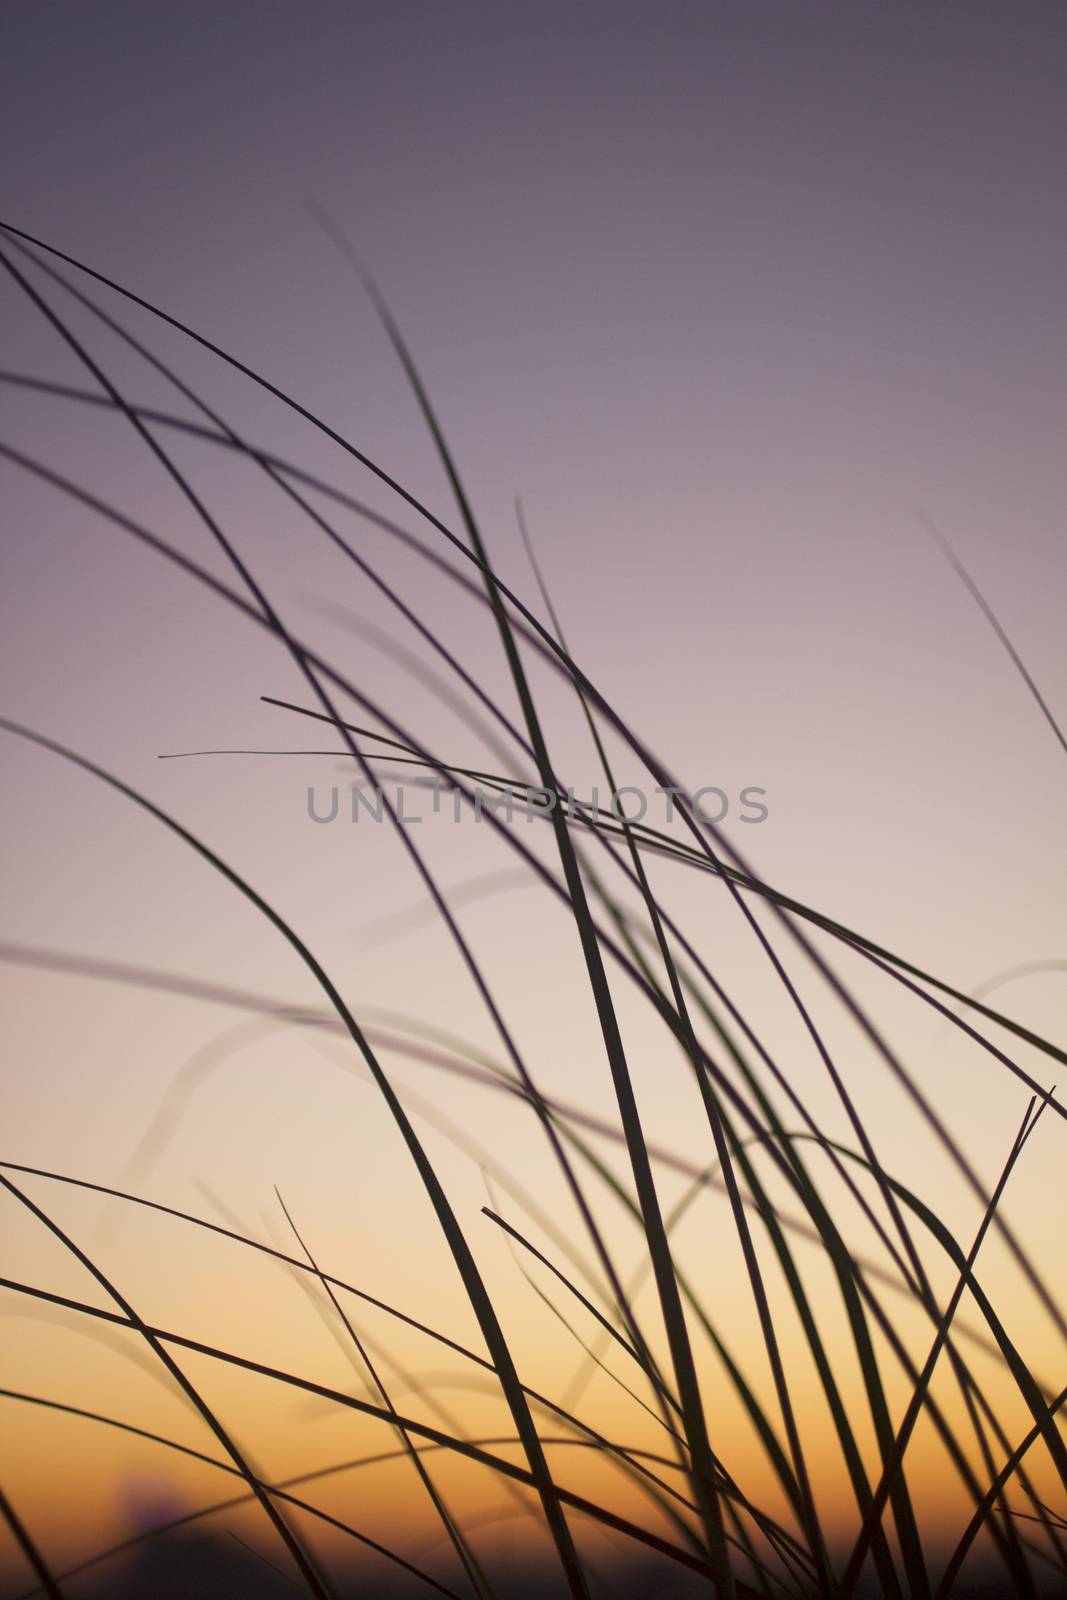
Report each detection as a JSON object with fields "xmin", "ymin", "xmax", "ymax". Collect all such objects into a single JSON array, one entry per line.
[{"xmin": 1, "ymin": 3, "xmax": 1065, "ymax": 1590}]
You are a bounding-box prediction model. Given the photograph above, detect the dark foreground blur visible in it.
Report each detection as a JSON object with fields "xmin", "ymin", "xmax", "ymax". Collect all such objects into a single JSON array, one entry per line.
[
  {"xmin": 1, "ymin": 1529, "xmax": 1056, "ymax": 1598},
  {"xmin": 0, "ymin": 1523, "xmax": 1055, "ymax": 1600}
]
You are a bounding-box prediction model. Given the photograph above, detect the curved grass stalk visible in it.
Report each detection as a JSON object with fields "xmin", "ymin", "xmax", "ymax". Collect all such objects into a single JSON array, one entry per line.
[{"xmin": 921, "ymin": 511, "xmax": 1067, "ymax": 757}]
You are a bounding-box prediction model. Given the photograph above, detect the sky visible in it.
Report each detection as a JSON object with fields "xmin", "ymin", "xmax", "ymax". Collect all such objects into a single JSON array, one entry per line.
[{"xmin": 1, "ymin": 3, "xmax": 1066, "ymax": 1593}]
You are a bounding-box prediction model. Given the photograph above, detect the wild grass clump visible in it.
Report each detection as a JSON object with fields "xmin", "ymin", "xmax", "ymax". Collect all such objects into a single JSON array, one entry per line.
[{"xmin": 0, "ymin": 218, "xmax": 1063, "ymax": 1600}]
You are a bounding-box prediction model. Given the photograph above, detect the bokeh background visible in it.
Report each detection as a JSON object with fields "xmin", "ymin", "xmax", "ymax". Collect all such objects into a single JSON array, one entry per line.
[{"xmin": 1, "ymin": 3, "xmax": 1065, "ymax": 1592}]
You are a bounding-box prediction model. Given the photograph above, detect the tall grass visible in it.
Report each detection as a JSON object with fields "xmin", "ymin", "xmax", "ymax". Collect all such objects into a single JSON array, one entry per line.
[{"xmin": 0, "ymin": 219, "xmax": 1064, "ymax": 1598}]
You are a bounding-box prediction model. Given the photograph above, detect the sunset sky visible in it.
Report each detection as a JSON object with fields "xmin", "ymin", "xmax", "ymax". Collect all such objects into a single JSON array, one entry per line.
[{"xmin": 2, "ymin": 4, "xmax": 1065, "ymax": 1594}]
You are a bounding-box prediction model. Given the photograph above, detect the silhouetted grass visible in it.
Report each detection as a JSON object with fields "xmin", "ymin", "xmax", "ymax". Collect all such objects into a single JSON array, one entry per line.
[{"xmin": 0, "ymin": 220, "xmax": 1063, "ymax": 1599}]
